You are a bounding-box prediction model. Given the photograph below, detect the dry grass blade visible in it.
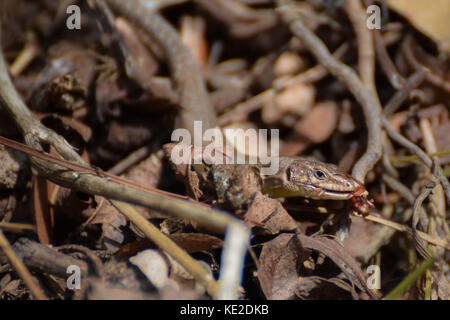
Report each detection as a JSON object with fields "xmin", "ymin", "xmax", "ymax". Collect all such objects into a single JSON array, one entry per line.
[{"xmin": 0, "ymin": 230, "xmax": 47, "ymax": 300}]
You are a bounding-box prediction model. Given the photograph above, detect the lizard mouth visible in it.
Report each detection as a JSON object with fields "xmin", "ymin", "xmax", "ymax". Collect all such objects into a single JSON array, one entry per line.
[
  {"xmin": 318, "ymin": 183, "xmax": 369, "ymax": 200},
  {"xmin": 314, "ymin": 187, "xmax": 354, "ymax": 200}
]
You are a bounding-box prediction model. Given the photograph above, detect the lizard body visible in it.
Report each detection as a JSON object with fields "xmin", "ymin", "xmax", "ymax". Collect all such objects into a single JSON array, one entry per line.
[{"xmin": 188, "ymin": 154, "xmax": 371, "ymax": 214}]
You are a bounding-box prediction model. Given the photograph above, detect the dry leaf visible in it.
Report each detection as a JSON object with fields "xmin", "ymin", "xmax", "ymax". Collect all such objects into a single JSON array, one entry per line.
[
  {"xmin": 245, "ymin": 192, "xmax": 298, "ymax": 234},
  {"xmin": 294, "ymin": 101, "xmax": 339, "ymax": 143},
  {"xmin": 388, "ymin": 0, "xmax": 450, "ymax": 53},
  {"xmin": 258, "ymin": 233, "xmax": 303, "ymax": 299}
]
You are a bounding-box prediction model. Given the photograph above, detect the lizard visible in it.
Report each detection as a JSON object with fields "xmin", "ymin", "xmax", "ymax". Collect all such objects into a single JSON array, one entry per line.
[
  {"xmin": 104, "ymin": 0, "xmax": 373, "ymax": 216},
  {"xmin": 163, "ymin": 143, "xmax": 373, "ymax": 217}
]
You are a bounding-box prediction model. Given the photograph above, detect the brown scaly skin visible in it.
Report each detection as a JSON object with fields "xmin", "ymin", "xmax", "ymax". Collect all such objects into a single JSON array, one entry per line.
[{"xmin": 260, "ymin": 157, "xmax": 363, "ymax": 200}]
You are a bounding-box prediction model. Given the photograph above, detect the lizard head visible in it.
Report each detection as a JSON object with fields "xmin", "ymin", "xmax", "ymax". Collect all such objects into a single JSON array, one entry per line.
[{"xmin": 261, "ymin": 157, "xmax": 364, "ymax": 200}]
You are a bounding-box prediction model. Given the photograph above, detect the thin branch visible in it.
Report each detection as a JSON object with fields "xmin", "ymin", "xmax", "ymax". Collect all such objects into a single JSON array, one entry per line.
[
  {"xmin": 344, "ymin": 0, "xmax": 376, "ymax": 94},
  {"xmin": 383, "ymin": 69, "xmax": 427, "ymax": 117},
  {"xmin": 373, "ymin": 29, "xmax": 406, "ymax": 90}
]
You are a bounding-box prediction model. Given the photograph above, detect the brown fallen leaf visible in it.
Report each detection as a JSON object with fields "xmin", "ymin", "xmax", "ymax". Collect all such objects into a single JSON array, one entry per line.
[
  {"xmin": 257, "ymin": 233, "xmax": 304, "ymax": 299},
  {"xmin": 122, "ymin": 151, "xmax": 166, "ymax": 220},
  {"xmin": 388, "ymin": 0, "xmax": 450, "ymax": 53},
  {"xmin": 88, "ymin": 199, "xmax": 127, "ymax": 253},
  {"xmin": 293, "ymin": 101, "xmax": 339, "ymax": 144},
  {"xmin": 244, "ymin": 192, "xmax": 298, "ymax": 234}
]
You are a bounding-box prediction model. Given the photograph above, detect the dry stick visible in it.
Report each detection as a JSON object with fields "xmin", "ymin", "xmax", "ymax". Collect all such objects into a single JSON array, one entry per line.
[
  {"xmin": 381, "ymin": 174, "xmax": 415, "ymax": 204},
  {"xmin": 381, "ymin": 131, "xmax": 399, "ymax": 178},
  {"xmin": 0, "ymin": 222, "xmax": 37, "ymax": 233},
  {"xmin": 9, "ymin": 31, "xmax": 39, "ymax": 77},
  {"xmin": 373, "ymin": 29, "xmax": 406, "ymax": 90},
  {"xmin": 0, "ymin": 135, "xmax": 188, "ymax": 200},
  {"xmin": 0, "ymin": 42, "xmax": 83, "ymax": 167},
  {"xmin": 193, "ymin": 0, "xmax": 277, "ymax": 38},
  {"xmin": 277, "ymin": 0, "xmax": 383, "ymax": 183},
  {"xmin": 382, "ymin": 118, "xmax": 450, "ymax": 206},
  {"xmin": 383, "ymin": 69, "xmax": 427, "ymax": 117},
  {"xmin": 0, "ymin": 230, "xmax": 48, "ymax": 300},
  {"xmin": 197, "ymin": 0, "xmax": 272, "ymax": 22},
  {"xmin": 373, "ymin": 174, "xmax": 449, "ymax": 251},
  {"xmin": 344, "ymin": 0, "xmax": 376, "ymax": 95},
  {"xmin": 383, "ymin": 68, "xmax": 427, "ymax": 117},
  {"xmin": 365, "ymin": 175, "xmax": 449, "ymax": 252},
  {"xmin": 107, "ymin": 145, "xmax": 153, "ymax": 175},
  {"xmin": 286, "ymin": 202, "xmax": 449, "ymax": 249},
  {"xmin": 0, "ymin": 44, "xmax": 248, "ymax": 301},
  {"xmin": 287, "ymin": 204, "xmax": 449, "ymax": 249},
  {"xmin": 56, "ymin": 244, "xmax": 104, "ymax": 278},
  {"xmin": 275, "ymin": 44, "xmax": 349, "ymax": 88},
  {"xmin": 13, "ymin": 238, "xmax": 89, "ymax": 279}
]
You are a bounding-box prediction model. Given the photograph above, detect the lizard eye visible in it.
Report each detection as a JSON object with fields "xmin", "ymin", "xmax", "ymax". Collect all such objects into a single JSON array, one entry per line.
[
  {"xmin": 286, "ymin": 168, "xmax": 292, "ymax": 181},
  {"xmin": 314, "ymin": 170, "xmax": 325, "ymax": 179}
]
